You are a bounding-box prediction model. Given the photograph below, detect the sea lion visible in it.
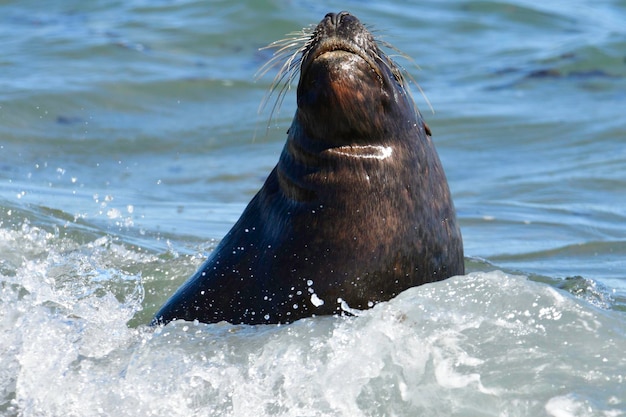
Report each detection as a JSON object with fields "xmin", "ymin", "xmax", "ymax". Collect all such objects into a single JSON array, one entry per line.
[{"xmin": 152, "ymin": 11, "xmax": 464, "ymax": 326}]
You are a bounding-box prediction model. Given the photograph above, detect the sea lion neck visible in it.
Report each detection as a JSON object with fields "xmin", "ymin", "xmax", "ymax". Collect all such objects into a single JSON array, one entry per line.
[{"xmin": 296, "ymin": 11, "xmax": 415, "ymax": 144}]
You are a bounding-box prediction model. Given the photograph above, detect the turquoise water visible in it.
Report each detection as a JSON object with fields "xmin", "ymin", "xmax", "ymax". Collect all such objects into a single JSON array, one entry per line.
[{"xmin": 1, "ymin": 1, "xmax": 625, "ymax": 415}]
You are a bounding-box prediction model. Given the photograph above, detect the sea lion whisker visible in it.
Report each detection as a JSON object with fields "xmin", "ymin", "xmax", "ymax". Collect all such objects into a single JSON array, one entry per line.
[
  {"xmin": 260, "ymin": 48, "xmax": 300, "ymax": 86},
  {"xmin": 256, "ymin": 32, "xmax": 311, "ymax": 127},
  {"xmin": 259, "ymin": 26, "xmax": 314, "ymax": 51},
  {"xmin": 394, "ymin": 61, "xmax": 434, "ymax": 115},
  {"xmin": 264, "ymin": 49, "xmax": 303, "ymax": 109},
  {"xmin": 267, "ymin": 68, "xmax": 298, "ymax": 122},
  {"xmin": 371, "ymin": 48, "xmax": 406, "ymax": 86},
  {"xmin": 253, "ymin": 32, "xmax": 312, "ymax": 136},
  {"xmin": 372, "ymin": 41, "xmax": 434, "ymax": 115},
  {"xmin": 256, "ymin": 39, "xmax": 307, "ymax": 79},
  {"xmin": 256, "ymin": 27, "xmax": 313, "ymax": 78}
]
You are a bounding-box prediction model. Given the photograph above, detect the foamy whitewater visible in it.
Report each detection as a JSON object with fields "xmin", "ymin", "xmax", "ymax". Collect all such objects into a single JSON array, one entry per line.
[{"xmin": 1, "ymin": 226, "xmax": 624, "ymax": 417}]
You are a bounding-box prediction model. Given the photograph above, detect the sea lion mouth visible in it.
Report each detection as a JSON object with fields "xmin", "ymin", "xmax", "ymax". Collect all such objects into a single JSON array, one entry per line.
[
  {"xmin": 300, "ymin": 12, "xmax": 385, "ymax": 84},
  {"xmin": 303, "ymin": 39, "xmax": 383, "ymax": 83}
]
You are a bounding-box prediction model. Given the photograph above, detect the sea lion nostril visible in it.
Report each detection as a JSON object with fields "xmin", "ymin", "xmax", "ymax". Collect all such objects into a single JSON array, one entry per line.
[
  {"xmin": 336, "ymin": 11, "xmax": 350, "ymax": 24},
  {"xmin": 325, "ymin": 11, "xmax": 351, "ymax": 27}
]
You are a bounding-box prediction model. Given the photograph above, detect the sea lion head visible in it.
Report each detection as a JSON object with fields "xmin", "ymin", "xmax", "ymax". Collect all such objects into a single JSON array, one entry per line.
[{"xmin": 296, "ymin": 11, "xmax": 416, "ymax": 142}]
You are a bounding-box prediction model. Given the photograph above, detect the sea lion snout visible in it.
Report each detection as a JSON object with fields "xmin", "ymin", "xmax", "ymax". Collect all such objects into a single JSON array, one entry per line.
[{"xmin": 310, "ymin": 11, "xmax": 374, "ymax": 57}]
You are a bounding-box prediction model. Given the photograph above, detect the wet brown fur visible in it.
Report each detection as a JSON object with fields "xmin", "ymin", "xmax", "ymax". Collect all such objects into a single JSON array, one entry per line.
[{"xmin": 153, "ymin": 12, "xmax": 464, "ymax": 326}]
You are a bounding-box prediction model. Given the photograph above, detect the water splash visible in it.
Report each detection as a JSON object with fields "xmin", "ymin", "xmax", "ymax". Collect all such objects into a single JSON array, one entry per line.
[{"xmin": 2, "ymin": 245, "xmax": 625, "ymax": 417}]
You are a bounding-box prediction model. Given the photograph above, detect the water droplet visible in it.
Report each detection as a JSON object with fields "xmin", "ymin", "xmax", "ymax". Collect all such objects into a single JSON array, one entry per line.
[{"xmin": 310, "ymin": 294, "xmax": 325, "ymax": 307}]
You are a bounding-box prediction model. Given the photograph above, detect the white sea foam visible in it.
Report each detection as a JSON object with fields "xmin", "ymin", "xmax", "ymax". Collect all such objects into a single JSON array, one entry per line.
[{"xmin": 1, "ymin": 227, "xmax": 625, "ymax": 416}]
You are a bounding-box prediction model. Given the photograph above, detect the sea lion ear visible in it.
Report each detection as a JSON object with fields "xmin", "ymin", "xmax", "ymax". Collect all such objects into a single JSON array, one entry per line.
[{"xmin": 423, "ymin": 121, "xmax": 432, "ymax": 137}]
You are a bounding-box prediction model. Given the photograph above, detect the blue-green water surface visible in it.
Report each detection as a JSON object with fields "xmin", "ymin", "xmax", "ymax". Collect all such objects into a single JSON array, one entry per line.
[{"xmin": 1, "ymin": 1, "xmax": 625, "ymax": 416}]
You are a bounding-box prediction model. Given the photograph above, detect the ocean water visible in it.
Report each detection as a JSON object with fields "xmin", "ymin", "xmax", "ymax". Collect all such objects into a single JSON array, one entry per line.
[{"xmin": 1, "ymin": 0, "xmax": 625, "ymax": 416}]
